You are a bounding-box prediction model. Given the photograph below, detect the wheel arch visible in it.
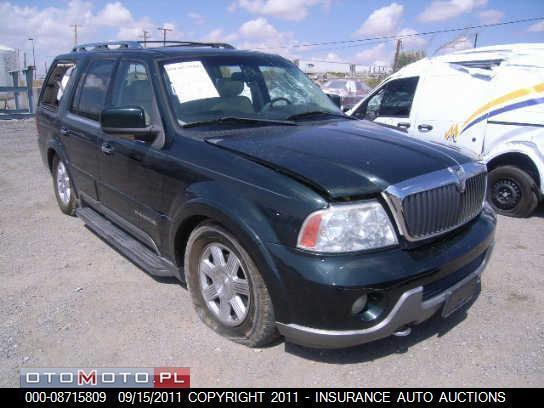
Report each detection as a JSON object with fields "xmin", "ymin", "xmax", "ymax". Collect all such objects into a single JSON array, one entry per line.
[
  {"xmin": 486, "ymin": 152, "xmax": 541, "ymax": 191},
  {"xmin": 168, "ymin": 198, "xmax": 290, "ymax": 322},
  {"xmin": 47, "ymin": 147, "xmax": 57, "ymax": 173}
]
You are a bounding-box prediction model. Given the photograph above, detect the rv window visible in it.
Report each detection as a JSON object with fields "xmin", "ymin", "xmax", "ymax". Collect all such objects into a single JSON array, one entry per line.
[{"xmin": 379, "ymin": 77, "xmax": 419, "ymax": 118}]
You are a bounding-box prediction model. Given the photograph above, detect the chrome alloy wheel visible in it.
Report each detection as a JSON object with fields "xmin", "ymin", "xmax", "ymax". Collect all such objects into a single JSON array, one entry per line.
[
  {"xmin": 198, "ymin": 243, "xmax": 251, "ymax": 327},
  {"xmin": 56, "ymin": 161, "xmax": 71, "ymax": 205}
]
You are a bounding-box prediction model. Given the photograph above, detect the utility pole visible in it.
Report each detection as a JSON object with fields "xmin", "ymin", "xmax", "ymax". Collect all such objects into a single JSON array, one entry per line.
[
  {"xmin": 473, "ymin": 33, "xmax": 479, "ymax": 48},
  {"xmin": 393, "ymin": 38, "xmax": 402, "ymax": 72},
  {"xmin": 28, "ymin": 38, "xmax": 36, "ymax": 81},
  {"xmin": 70, "ymin": 24, "xmax": 80, "ymax": 47},
  {"xmin": 140, "ymin": 30, "xmax": 150, "ymax": 48},
  {"xmin": 157, "ymin": 27, "xmax": 172, "ymax": 47}
]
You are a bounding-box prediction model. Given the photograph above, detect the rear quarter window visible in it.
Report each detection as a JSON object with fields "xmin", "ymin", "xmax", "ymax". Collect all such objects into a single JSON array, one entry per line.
[{"xmin": 39, "ymin": 61, "xmax": 77, "ymax": 110}]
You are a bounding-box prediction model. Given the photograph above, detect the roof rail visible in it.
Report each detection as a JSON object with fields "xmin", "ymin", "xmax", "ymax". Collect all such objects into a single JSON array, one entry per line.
[
  {"xmin": 138, "ymin": 40, "xmax": 235, "ymax": 49},
  {"xmin": 72, "ymin": 41, "xmax": 142, "ymax": 52},
  {"xmin": 71, "ymin": 40, "xmax": 235, "ymax": 52}
]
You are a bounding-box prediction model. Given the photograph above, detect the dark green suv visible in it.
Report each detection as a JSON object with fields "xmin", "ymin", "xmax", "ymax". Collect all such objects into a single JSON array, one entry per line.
[{"xmin": 37, "ymin": 41, "xmax": 496, "ymax": 349}]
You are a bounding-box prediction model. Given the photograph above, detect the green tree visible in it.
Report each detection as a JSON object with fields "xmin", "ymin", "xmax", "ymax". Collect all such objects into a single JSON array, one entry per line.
[{"xmin": 395, "ymin": 50, "xmax": 426, "ymax": 71}]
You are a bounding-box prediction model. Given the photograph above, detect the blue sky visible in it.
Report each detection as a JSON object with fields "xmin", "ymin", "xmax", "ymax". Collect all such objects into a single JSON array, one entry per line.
[{"xmin": 1, "ymin": 0, "xmax": 543, "ymax": 74}]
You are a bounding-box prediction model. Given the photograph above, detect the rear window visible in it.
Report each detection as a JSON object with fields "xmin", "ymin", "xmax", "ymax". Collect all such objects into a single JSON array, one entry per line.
[{"xmin": 39, "ymin": 61, "xmax": 77, "ymax": 110}]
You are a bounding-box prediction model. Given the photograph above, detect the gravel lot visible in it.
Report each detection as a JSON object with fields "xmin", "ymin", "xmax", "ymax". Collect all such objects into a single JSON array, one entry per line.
[{"xmin": 1, "ymin": 118, "xmax": 543, "ymax": 387}]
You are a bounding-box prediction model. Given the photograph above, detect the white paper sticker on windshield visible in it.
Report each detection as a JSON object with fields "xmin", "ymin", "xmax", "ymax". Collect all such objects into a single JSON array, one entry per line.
[{"xmin": 165, "ymin": 61, "xmax": 219, "ymax": 103}]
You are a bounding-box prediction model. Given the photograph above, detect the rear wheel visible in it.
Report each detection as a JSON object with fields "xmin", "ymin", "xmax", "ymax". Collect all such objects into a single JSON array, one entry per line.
[
  {"xmin": 184, "ymin": 222, "xmax": 279, "ymax": 347},
  {"xmin": 52, "ymin": 155, "xmax": 76, "ymax": 216},
  {"xmin": 487, "ymin": 165, "xmax": 538, "ymax": 218}
]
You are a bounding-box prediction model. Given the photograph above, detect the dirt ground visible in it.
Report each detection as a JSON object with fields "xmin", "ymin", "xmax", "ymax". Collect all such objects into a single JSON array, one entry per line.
[{"xmin": 1, "ymin": 119, "xmax": 543, "ymax": 387}]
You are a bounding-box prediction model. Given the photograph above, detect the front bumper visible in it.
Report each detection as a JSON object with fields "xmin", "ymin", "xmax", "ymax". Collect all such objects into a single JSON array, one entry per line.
[
  {"xmin": 277, "ymin": 244, "xmax": 493, "ymax": 348},
  {"xmin": 267, "ymin": 206, "xmax": 496, "ymax": 348}
]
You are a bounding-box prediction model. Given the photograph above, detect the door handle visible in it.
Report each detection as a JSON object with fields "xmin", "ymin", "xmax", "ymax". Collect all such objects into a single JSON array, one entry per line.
[
  {"xmin": 397, "ymin": 122, "xmax": 411, "ymax": 129},
  {"xmin": 101, "ymin": 142, "xmax": 114, "ymax": 155},
  {"xmin": 418, "ymin": 124, "xmax": 433, "ymax": 132},
  {"xmin": 60, "ymin": 127, "xmax": 70, "ymax": 136}
]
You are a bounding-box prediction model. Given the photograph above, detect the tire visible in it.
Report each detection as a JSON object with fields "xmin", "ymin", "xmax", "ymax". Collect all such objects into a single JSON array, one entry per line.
[
  {"xmin": 52, "ymin": 155, "xmax": 77, "ymax": 216},
  {"xmin": 487, "ymin": 165, "xmax": 539, "ymax": 218},
  {"xmin": 184, "ymin": 222, "xmax": 279, "ymax": 347}
]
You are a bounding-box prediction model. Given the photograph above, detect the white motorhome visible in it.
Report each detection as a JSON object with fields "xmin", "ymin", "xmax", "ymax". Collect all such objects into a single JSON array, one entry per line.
[{"xmin": 348, "ymin": 43, "xmax": 544, "ymax": 217}]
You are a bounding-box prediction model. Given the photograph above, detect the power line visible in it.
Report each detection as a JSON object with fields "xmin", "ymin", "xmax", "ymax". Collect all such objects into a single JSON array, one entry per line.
[{"xmin": 254, "ymin": 16, "xmax": 544, "ymax": 52}]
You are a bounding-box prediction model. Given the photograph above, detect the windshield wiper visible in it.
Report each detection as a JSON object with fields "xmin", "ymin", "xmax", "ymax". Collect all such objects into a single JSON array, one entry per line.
[
  {"xmin": 182, "ymin": 116, "xmax": 297, "ymax": 128},
  {"xmin": 287, "ymin": 111, "xmax": 356, "ymax": 121}
]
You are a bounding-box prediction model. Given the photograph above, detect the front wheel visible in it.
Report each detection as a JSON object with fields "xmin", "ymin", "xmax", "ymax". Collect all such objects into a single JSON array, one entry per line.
[
  {"xmin": 52, "ymin": 155, "xmax": 76, "ymax": 216},
  {"xmin": 184, "ymin": 222, "xmax": 279, "ymax": 347},
  {"xmin": 487, "ymin": 165, "xmax": 538, "ymax": 218}
]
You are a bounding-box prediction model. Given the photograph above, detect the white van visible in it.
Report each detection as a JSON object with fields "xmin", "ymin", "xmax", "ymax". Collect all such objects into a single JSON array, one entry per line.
[{"xmin": 348, "ymin": 43, "xmax": 544, "ymax": 217}]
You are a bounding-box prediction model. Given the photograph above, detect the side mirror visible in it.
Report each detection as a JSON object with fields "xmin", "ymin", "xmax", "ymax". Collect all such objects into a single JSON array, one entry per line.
[
  {"xmin": 325, "ymin": 93, "xmax": 342, "ymax": 109},
  {"xmin": 101, "ymin": 106, "xmax": 157, "ymax": 143}
]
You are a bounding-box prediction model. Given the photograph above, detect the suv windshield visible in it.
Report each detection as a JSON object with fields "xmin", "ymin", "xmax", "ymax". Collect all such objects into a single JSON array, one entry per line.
[{"xmin": 162, "ymin": 54, "xmax": 341, "ymax": 126}]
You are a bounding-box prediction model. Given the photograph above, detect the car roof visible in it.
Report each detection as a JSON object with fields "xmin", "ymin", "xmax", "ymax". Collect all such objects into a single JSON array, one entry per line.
[{"xmin": 53, "ymin": 43, "xmax": 278, "ymax": 62}]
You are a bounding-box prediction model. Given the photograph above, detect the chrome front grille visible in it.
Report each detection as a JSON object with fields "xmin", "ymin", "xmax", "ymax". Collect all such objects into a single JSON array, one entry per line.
[{"xmin": 383, "ymin": 162, "xmax": 487, "ymax": 242}]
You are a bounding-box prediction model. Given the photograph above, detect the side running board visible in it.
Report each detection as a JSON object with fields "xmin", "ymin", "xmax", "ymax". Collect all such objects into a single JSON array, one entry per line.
[{"xmin": 76, "ymin": 207, "xmax": 180, "ymax": 279}]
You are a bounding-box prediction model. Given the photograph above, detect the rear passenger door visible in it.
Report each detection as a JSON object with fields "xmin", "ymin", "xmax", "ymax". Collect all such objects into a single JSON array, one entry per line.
[{"xmin": 62, "ymin": 58, "xmax": 117, "ymax": 200}]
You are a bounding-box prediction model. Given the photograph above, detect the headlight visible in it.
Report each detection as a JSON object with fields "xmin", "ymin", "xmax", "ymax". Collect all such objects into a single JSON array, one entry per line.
[{"xmin": 297, "ymin": 201, "xmax": 398, "ymax": 253}]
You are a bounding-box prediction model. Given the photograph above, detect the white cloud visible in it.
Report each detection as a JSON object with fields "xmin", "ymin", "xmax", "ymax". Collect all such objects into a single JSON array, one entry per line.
[
  {"xmin": 528, "ymin": 21, "xmax": 544, "ymax": 32},
  {"xmin": 478, "ymin": 9, "xmax": 503, "ymax": 24},
  {"xmin": 396, "ymin": 28, "xmax": 428, "ymax": 49},
  {"xmin": 354, "ymin": 3, "xmax": 404, "ymax": 37},
  {"xmin": 239, "ymin": 17, "xmax": 283, "ymax": 38},
  {"xmin": 187, "ymin": 12, "xmax": 205, "ymax": 25},
  {"xmin": 96, "ymin": 2, "xmax": 133, "ymax": 26},
  {"xmin": 116, "ymin": 16, "xmax": 154, "ymax": 40},
  {"xmin": 354, "ymin": 43, "xmax": 392, "ymax": 67},
  {"xmin": 419, "ymin": 0, "xmax": 487, "ymax": 23},
  {"xmin": 232, "ymin": 0, "xmax": 328, "ymax": 21},
  {"xmin": 233, "ymin": 17, "xmax": 299, "ymax": 58},
  {"xmin": 202, "ymin": 28, "xmax": 238, "ymax": 43}
]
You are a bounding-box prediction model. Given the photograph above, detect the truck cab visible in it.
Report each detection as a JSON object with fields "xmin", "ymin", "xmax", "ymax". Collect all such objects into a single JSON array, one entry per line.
[{"xmin": 349, "ymin": 43, "xmax": 544, "ymax": 217}]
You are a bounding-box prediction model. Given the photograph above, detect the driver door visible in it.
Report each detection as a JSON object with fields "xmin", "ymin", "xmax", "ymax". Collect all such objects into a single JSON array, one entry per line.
[
  {"xmin": 352, "ymin": 77, "xmax": 419, "ymax": 135},
  {"xmin": 97, "ymin": 60, "xmax": 165, "ymax": 248}
]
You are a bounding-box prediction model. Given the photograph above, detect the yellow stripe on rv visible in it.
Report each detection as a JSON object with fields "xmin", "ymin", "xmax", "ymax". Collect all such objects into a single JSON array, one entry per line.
[{"xmin": 461, "ymin": 82, "xmax": 544, "ymax": 130}]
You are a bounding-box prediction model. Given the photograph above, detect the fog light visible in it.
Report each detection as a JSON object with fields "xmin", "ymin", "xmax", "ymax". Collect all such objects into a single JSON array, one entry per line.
[{"xmin": 351, "ymin": 294, "xmax": 368, "ymax": 315}]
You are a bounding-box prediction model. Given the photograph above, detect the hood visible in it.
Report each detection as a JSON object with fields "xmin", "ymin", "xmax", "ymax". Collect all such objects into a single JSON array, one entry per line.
[{"xmin": 206, "ymin": 120, "xmax": 474, "ymax": 199}]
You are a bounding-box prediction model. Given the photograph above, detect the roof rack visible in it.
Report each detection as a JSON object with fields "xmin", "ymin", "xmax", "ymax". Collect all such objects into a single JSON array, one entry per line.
[
  {"xmin": 72, "ymin": 41, "xmax": 141, "ymax": 52},
  {"xmin": 72, "ymin": 40, "xmax": 235, "ymax": 52},
  {"xmin": 139, "ymin": 40, "xmax": 235, "ymax": 49}
]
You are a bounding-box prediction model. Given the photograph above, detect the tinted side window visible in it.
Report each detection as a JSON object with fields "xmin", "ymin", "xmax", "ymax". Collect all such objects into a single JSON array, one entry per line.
[
  {"xmin": 39, "ymin": 61, "xmax": 77, "ymax": 110},
  {"xmin": 379, "ymin": 77, "xmax": 419, "ymax": 117},
  {"xmin": 72, "ymin": 60, "xmax": 115, "ymax": 121},
  {"xmin": 110, "ymin": 62, "xmax": 154, "ymax": 125}
]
